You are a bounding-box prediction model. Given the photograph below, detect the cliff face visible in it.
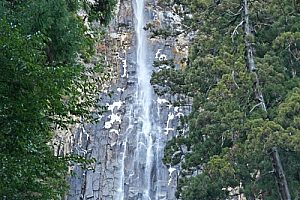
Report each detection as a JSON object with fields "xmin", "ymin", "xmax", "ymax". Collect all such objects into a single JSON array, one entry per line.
[{"xmin": 67, "ymin": 1, "xmax": 190, "ymax": 199}]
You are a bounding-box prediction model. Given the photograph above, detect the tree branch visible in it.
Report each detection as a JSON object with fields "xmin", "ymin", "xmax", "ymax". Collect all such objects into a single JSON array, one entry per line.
[
  {"xmin": 231, "ymin": 20, "xmax": 244, "ymax": 42},
  {"xmin": 231, "ymin": 71, "xmax": 240, "ymax": 88},
  {"xmin": 249, "ymin": 102, "xmax": 262, "ymax": 113}
]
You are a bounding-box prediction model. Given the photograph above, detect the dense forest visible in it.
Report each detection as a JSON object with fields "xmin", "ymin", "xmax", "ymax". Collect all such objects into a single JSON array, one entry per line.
[
  {"xmin": 152, "ymin": 0, "xmax": 300, "ymax": 199},
  {"xmin": 0, "ymin": 0, "xmax": 115, "ymax": 199}
]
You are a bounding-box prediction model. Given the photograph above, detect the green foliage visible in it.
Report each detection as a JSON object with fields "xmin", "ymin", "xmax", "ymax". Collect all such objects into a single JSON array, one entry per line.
[
  {"xmin": 90, "ymin": 0, "xmax": 117, "ymax": 25},
  {"xmin": 0, "ymin": 0, "xmax": 115, "ymax": 199},
  {"xmin": 152, "ymin": 0, "xmax": 300, "ymax": 199},
  {"xmin": 180, "ymin": 156, "xmax": 237, "ymax": 200}
]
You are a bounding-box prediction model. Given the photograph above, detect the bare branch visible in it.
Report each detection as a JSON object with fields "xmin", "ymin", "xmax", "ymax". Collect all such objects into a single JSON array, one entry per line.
[
  {"xmin": 226, "ymin": 6, "xmax": 243, "ymax": 17},
  {"xmin": 249, "ymin": 102, "xmax": 262, "ymax": 113},
  {"xmin": 231, "ymin": 20, "xmax": 244, "ymax": 42},
  {"xmin": 231, "ymin": 71, "xmax": 240, "ymax": 89},
  {"xmin": 288, "ymin": 45, "xmax": 300, "ymax": 61}
]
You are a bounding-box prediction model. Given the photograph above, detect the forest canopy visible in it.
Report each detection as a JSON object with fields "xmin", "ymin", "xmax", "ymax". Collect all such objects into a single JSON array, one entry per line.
[{"xmin": 152, "ymin": 0, "xmax": 300, "ymax": 199}]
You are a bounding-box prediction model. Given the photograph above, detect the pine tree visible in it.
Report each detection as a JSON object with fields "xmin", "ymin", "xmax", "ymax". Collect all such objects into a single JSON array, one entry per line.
[{"xmin": 153, "ymin": 0, "xmax": 300, "ymax": 199}]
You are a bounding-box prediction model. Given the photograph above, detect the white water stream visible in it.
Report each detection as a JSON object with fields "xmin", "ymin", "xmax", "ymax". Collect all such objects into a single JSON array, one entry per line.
[
  {"xmin": 67, "ymin": 0, "xmax": 182, "ymax": 199},
  {"xmin": 116, "ymin": 0, "xmax": 162, "ymax": 199},
  {"xmin": 134, "ymin": 0, "xmax": 153, "ymax": 198}
]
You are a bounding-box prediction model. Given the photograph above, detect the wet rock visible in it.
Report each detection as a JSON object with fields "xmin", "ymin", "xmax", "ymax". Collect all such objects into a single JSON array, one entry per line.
[{"xmin": 66, "ymin": 0, "xmax": 191, "ymax": 199}]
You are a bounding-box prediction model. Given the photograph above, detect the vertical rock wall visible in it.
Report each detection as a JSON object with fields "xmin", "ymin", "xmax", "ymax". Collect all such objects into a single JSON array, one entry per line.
[{"xmin": 67, "ymin": 0, "xmax": 190, "ymax": 199}]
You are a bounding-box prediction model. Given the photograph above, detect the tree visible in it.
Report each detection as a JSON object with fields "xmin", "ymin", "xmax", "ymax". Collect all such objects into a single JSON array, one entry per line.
[
  {"xmin": 153, "ymin": 0, "xmax": 300, "ymax": 199},
  {"xmin": 0, "ymin": 0, "xmax": 115, "ymax": 198}
]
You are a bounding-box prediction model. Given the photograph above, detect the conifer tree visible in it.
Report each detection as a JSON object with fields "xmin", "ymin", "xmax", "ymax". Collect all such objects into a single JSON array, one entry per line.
[{"xmin": 152, "ymin": 0, "xmax": 300, "ymax": 199}]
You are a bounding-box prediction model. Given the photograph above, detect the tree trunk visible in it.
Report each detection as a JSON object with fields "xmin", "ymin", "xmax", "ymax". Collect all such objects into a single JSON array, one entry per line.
[
  {"xmin": 270, "ymin": 147, "xmax": 291, "ymax": 200},
  {"xmin": 242, "ymin": 1, "xmax": 291, "ymax": 199},
  {"xmin": 242, "ymin": 0, "xmax": 266, "ymax": 112},
  {"xmin": 243, "ymin": 0, "xmax": 256, "ymax": 72}
]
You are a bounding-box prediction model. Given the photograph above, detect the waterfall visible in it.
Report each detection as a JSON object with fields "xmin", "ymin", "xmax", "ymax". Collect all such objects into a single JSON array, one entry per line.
[
  {"xmin": 67, "ymin": 0, "xmax": 183, "ymax": 199},
  {"xmin": 116, "ymin": 0, "xmax": 161, "ymax": 199},
  {"xmin": 134, "ymin": 0, "xmax": 153, "ymax": 198}
]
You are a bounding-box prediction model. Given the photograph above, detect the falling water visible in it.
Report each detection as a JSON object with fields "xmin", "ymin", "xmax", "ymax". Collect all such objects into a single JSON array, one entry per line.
[
  {"xmin": 67, "ymin": 0, "xmax": 182, "ymax": 199},
  {"xmin": 133, "ymin": 0, "xmax": 154, "ymax": 198},
  {"xmin": 116, "ymin": 0, "xmax": 160, "ymax": 199}
]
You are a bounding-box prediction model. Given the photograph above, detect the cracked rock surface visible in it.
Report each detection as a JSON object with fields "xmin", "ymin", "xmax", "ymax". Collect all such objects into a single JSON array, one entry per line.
[{"xmin": 67, "ymin": 0, "xmax": 191, "ymax": 199}]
